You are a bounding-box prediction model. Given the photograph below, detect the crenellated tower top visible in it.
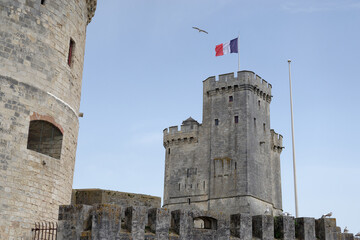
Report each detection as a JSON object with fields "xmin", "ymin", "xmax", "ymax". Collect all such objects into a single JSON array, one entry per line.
[
  {"xmin": 86, "ymin": 0, "xmax": 97, "ymax": 24},
  {"xmin": 163, "ymin": 117, "xmax": 200, "ymax": 147},
  {"xmin": 203, "ymin": 71, "xmax": 272, "ymax": 103}
]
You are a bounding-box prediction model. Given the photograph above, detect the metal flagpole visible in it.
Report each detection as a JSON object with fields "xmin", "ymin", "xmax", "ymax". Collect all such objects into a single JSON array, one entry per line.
[
  {"xmin": 238, "ymin": 35, "xmax": 240, "ymax": 71},
  {"xmin": 288, "ymin": 59, "xmax": 299, "ymax": 218}
]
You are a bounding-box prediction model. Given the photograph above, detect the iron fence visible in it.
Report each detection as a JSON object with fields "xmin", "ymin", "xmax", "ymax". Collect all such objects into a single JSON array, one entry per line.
[{"xmin": 31, "ymin": 222, "xmax": 57, "ymax": 240}]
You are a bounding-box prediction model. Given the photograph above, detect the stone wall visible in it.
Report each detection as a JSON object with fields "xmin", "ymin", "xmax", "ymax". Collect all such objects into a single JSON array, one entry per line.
[
  {"xmin": 57, "ymin": 203, "xmax": 352, "ymax": 240},
  {"xmin": 71, "ymin": 189, "xmax": 161, "ymax": 209},
  {"xmin": 0, "ymin": 0, "xmax": 96, "ymax": 239}
]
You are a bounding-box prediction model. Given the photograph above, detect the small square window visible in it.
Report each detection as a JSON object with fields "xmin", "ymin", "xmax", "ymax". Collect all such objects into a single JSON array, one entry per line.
[
  {"xmin": 215, "ymin": 119, "xmax": 219, "ymax": 126},
  {"xmin": 229, "ymin": 96, "xmax": 233, "ymax": 102},
  {"xmin": 234, "ymin": 116, "xmax": 238, "ymax": 123}
]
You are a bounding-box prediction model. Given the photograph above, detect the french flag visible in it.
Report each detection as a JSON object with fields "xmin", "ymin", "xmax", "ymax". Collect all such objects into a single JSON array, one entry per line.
[{"xmin": 215, "ymin": 38, "xmax": 238, "ymax": 56}]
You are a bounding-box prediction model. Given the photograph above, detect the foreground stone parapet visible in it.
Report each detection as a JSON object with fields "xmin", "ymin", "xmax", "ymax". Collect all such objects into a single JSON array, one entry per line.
[
  {"xmin": 274, "ymin": 216, "xmax": 295, "ymax": 240},
  {"xmin": 91, "ymin": 204, "xmax": 121, "ymax": 240},
  {"xmin": 57, "ymin": 204, "xmax": 353, "ymax": 240},
  {"xmin": 230, "ymin": 214, "xmax": 252, "ymax": 240},
  {"xmin": 295, "ymin": 217, "xmax": 316, "ymax": 240},
  {"xmin": 252, "ymin": 215, "xmax": 274, "ymax": 240},
  {"xmin": 57, "ymin": 205, "xmax": 93, "ymax": 240},
  {"xmin": 315, "ymin": 218, "xmax": 338, "ymax": 240},
  {"xmin": 147, "ymin": 208, "xmax": 171, "ymax": 240}
]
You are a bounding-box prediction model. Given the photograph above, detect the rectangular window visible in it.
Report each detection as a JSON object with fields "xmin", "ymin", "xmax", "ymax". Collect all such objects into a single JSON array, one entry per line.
[
  {"xmin": 215, "ymin": 119, "xmax": 219, "ymax": 126},
  {"xmin": 68, "ymin": 39, "xmax": 75, "ymax": 67},
  {"xmin": 229, "ymin": 96, "xmax": 233, "ymax": 102},
  {"xmin": 234, "ymin": 116, "xmax": 238, "ymax": 123},
  {"xmin": 168, "ymin": 148, "xmax": 170, "ymax": 154}
]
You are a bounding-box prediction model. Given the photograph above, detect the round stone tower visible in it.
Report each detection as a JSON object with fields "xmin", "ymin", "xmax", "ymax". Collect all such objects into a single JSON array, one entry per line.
[{"xmin": 0, "ymin": 0, "xmax": 96, "ymax": 239}]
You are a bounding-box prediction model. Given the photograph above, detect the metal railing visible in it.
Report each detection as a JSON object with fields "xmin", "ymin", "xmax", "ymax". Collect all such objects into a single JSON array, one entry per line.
[{"xmin": 32, "ymin": 222, "xmax": 57, "ymax": 240}]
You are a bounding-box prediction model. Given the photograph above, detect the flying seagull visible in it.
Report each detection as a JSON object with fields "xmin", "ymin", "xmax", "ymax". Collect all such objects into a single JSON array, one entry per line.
[
  {"xmin": 192, "ymin": 27, "xmax": 208, "ymax": 34},
  {"xmin": 321, "ymin": 212, "xmax": 332, "ymax": 218}
]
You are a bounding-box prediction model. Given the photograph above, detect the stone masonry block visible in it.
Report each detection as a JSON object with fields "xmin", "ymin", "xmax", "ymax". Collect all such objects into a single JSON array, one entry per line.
[
  {"xmin": 315, "ymin": 218, "xmax": 337, "ymax": 240},
  {"xmin": 252, "ymin": 215, "xmax": 274, "ymax": 240},
  {"xmin": 91, "ymin": 204, "xmax": 121, "ymax": 240},
  {"xmin": 230, "ymin": 214, "xmax": 252, "ymax": 240},
  {"xmin": 170, "ymin": 210, "xmax": 192, "ymax": 240},
  {"xmin": 216, "ymin": 218, "xmax": 230, "ymax": 240},
  {"xmin": 147, "ymin": 208, "xmax": 170, "ymax": 240},
  {"xmin": 341, "ymin": 233, "xmax": 354, "ymax": 240},
  {"xmin": 295, "ymin": 218, "xmax": 316, "ymax": 240},
  {"xmin": 124, "ymin": 206, "xmax": 147, "ymax": 239},
  {"xmin": 57, "ymin": 205, "xmax": 93, "ymax": 240},
  {"xmin": 274, "ymin": 216, "xmax": 295, "ymax": 240}
]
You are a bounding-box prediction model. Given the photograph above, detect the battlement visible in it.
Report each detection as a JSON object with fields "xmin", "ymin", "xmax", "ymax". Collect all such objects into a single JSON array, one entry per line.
[
  {"xmin": 163, "ymin": 118, "xmax": 200, "ymax": 147},
  {"xmin": 203, "ymin": 71, "xmax": 272, "ymax": 102},
  {"xmin": 57, "ymin": 204, "xmax": 352, "ymax": 240},
  {"xmin": 87, "ymin": 0, "xmax": 97, "ymax": 24},
  {"xmin": 270, "ymin": 129, "xmax": 283, "ymax": 153}
]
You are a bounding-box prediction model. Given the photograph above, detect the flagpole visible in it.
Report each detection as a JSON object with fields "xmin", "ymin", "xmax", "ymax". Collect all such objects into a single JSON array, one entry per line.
[
  {"xmin": 238, "ymin": 35, "xmax": 240, "ymax": 71},
  {"xmin": 288, "ymin": 59, "xmax": 299, "ymax": 218}
]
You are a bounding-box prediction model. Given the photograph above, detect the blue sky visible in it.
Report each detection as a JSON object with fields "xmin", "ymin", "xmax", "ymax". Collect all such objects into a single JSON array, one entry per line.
[{"xmin": 74, "ymin": 0, "xmax": 360, "ymax": 233}]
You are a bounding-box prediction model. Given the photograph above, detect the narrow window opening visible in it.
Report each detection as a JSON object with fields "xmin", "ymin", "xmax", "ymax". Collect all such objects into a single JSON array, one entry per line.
[
  {"xmin": 203, "ymin": 181, "xmax": 205, "ymax": 189},
  {"xmin": 178, "ymin": 183, "xmax": 180, "ymax": 191},
  {"xmin": 229, "ymin": 96, "xmax": 233, "ymax": 102},
  {"xmin": 263, "ymin": 123, "xmax": 266, "ymax": 132},
  {"xmin": 234, "ymin": 116, "xmax": 239, "ymax": 124},
  {"xmin": 190, "ymin": 184, "xmax": 192, "ymax": 189},
  {"xmin": 258, "ymin": 100, "xmax": 261, "ymax": 109},
  {"xmin": 235, "ymin": 162, "xmax": 237, "ymax": 169},
  {"xmin": 68, "ymin": 39, "xmax": 75, "ymax": 67},
  {"xmin": 215, "ymin": 119, "xmax": 219, "ymax": 126},
  {"xmin": 188, "ymin": 198, "xmax": 191, "ymax": 205},
  {"xmin": 168, "ymin": 148, "xmax": 170, "ymax": 154},
  {"xmin": 254, "ymin": 118, "xmax": 256, "ymax": 128},
  {"xmin": 197, "ymin": 183, "xmax": 199, "ymax": 189},
  {"xmin": 187, "ymin": 169, "xmax": 189, "ymax": 178},
  {"xmin": 27, "ymin": 120, "xmax": 63, "ymax": 159},
  {"xmin": 41, "ymin": 0, "xmax": 46, "ymax": 5}
]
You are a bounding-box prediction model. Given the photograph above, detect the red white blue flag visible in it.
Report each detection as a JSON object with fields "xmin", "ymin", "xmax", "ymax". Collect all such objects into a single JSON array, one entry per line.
[{"xmin": 215, "ymin": 38, "xmax": 238, "ymax": 56}]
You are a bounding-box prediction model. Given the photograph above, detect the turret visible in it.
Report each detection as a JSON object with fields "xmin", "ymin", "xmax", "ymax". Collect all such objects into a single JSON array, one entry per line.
[{"xmin": 0, "ymin": 1, "xmax": 97, "ymax": 239}]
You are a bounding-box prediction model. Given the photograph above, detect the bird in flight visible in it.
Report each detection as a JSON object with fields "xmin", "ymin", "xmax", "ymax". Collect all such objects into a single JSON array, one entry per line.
[{"xmin": 192, "ymin": 27, "xmax": 208, "ymax": 34}]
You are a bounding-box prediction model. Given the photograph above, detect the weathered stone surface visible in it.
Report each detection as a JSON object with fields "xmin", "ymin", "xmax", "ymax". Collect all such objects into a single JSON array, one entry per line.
[
  {"xmin": 72, "ymin": 188, "xmax": 161, "ymax": 209},
  {"xmin": 252, "ymin": 215, "xmax": 274, "ymax": 240},
  {"xmin": 274, "ymin": 216, "xmax": 295, "ymax": 240},
  {"xmin": 163, "ymin": 72, "xmax": 283, "ymax": 216},
  {"xmin": 147, "ymin": 208, "xmax": 170, "ymax": 240},
  {"xmin": 295, "ymin": 217, "xmax": 316, "ymax": 240},
  {"xmin": 57, "ymin": 205, "xmax": 93, "ymax": 240},
  {"xmin": 230, "ymin": 213, "xmax": 252, "ymax": 239},
  {"xmin": 315, "ymin": 218, "xmax": 337, "ymax": 240},
  {"xmin": 91, "ymin": 204, "xmax": 121, "ymax": 240}
]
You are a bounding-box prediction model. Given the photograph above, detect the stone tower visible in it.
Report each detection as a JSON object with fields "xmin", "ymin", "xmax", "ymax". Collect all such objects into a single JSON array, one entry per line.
[
  {"xmin": 163, "ymin": 71, "xmax": 283, "ymax": 216},
  {"xmin": 0, "ymin": 0, "xmax": 96, "ymax": 239}
]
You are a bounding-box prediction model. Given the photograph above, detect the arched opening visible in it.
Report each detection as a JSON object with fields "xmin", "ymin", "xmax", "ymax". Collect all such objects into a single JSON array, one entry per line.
[
  {"xmin": 27, "ymin": 120, "xmax": 63, "ymax": 159},
  {"xmin": 193, "ymin": 217, "xmax": 217, "ymax": 230}
]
